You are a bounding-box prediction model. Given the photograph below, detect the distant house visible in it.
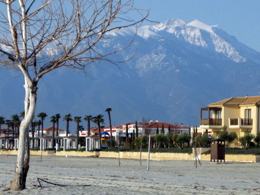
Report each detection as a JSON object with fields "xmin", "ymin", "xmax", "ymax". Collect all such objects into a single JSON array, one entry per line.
[
  {"xmin": 101, "ymin": 121, "xmax": 189, "ymax": 137},
  {"xmin": 199, "ymin": 96, "xmax": 260, "ymax": 146}
]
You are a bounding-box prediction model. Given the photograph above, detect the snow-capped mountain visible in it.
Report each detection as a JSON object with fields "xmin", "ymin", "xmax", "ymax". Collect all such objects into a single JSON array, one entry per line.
[{"xmin": 1, "ymin": 19, "xmax": 260, "ymax": 130}]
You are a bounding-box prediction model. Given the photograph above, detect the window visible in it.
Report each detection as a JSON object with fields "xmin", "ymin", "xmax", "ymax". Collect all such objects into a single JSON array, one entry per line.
[
  {"xmin": 244, "ymin": 109, "xmax": 252, "ymax": 125},
  {"xmin": 245, "ymin": 109, "xmax": 251, "ymax": 119},
  {"xmin": 214, "ymin": 110, "xmax": 221, "ymax": 119}
]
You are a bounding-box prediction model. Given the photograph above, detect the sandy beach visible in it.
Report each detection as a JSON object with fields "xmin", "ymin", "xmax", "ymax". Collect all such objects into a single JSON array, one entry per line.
[{"xmin": 1, "ymin": 155, "xmax": 260, "ymax": 195}]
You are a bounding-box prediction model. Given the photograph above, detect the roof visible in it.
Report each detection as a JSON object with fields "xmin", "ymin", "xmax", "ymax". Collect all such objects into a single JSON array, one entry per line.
[
  {"xmin": 209, "ymin": 96, "xmax": 260, "ymax": 107},
  {"xmin": 89, "ymin": 127, "xmax": 104, "ymax": 134},
  {"xmin": 43, "ymin": 127, "xmax": 64, "ymax": 131},
  {"xmin": 144, "ymin": 122, "xmax": 189, "ymax": 129}
]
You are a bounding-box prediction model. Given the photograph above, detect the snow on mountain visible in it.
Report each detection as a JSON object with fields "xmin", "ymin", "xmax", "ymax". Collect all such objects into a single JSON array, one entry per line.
[
  {"xmin": 187, "ymin": 19, "xmax": 214, "ymax": 33},
  {"xmin": 110, "ymin": 19, "xmax": 259, "ymax": 63}
]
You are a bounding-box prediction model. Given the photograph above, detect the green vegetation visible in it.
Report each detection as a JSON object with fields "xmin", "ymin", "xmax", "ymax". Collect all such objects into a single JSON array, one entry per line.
[
  {"xmin": 254, "ymin": 133, "xmax": 260, "ymax": 147},
  {"xmin": 203, "ymin": 147, "xmax": 260, "ymax": 155},
  {"xmin": 239, "ymin": 134, "xmax": 255, "ymax": 150},
  {"xmin": 134, "ymin": 135, "xmax": 148, "ymax": 149},
  {"xmin": 100, "ymin": 147, "xmax": 193, "ymax": 153},
  {"xmin": 172, "ymin": 133, "xmax": 190, "ymax": 149},
  {"xmin": 218, "ymin": 126, "xmax": 237, "ymax": 147}
]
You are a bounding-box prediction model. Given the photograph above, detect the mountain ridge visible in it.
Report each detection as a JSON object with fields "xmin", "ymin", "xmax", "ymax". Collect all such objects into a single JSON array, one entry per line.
[{"xmin": 1, "ymin": 19, "xmax": 260, "ymax": 132}]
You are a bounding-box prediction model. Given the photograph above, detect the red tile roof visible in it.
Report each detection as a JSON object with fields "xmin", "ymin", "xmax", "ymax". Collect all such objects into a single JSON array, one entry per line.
[
  {"xmin": 144, "ymin": 122, "xmax": 189, "ymax": 129},
  {"xmin": 43, "ymin": 127, "xmax": 64, "ymax": 131},
  {"xmin": 89, "ymin": 127, "xmax": 104, "ymax": 134}
]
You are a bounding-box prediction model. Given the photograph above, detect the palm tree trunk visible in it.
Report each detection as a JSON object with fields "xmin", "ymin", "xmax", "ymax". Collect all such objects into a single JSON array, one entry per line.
[
  {"xmin": 66, "ymin": 120, "xmax": 69, "ymax": 137},
  {"xmin": 98, "ymin": 122, "xmax": 101, "ymax": 149},
  {"xmin": 76, "ymin": 122, "xmax": 79, "ymax": 150},
  {"xmin": 56, "ymin": 119, "xmax": 59, "ymax": 137},
  {"xmin": 41, "ymin": 120, "xmax": 43, "ymax": 138},
  {"xmin": 52, "ymin": 122, "xmax": 55, "ymax": 149},
  {"xmin": 126, "ymin": 124, "xmax": 129, "ymax": 143},
  {"xmin": 108, "ymin": 111, "xmax": 112, "ymax": 148},
  {"xmin": 32, "ymin": 123, "xmax": 34, "ymax": 148},
  {"xmin": 87, "ymin": 120, "xmax": 90, "ymax": 136}
]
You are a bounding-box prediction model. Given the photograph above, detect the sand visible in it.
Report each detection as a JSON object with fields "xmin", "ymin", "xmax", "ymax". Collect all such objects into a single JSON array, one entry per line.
[{"xmin": 0, "ymin": 155, "xmax": 260, "ymax": 194}]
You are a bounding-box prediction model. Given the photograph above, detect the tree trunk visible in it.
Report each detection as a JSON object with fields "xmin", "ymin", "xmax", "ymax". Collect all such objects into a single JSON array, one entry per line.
[
  {"xmin": 66, "ymin": 121, "xmax": 69, "ymax": 137},
  {"xmin": 126, "ymin": 124, "xmax": 129, "ymax": 143},
  {"xmin": 41, "ymin": 121, "xmax": 44, "ymax": 138},
  {"xmin": 98, "ymin": 123, "xmax": 101, "ymax": 149},
  {"xmin": 32, "ymin": 123, "xmax": 34, "ymax": 148},
  {"xmin": 56, "ymin": 119, "xmax": 59, "ymax": 137},
  {"xmin": 10, "ymin": 84, "xmax": 36, "ymax": 190},
  {"xmin": 135, "ymin": 121, "xmax": 138, "ymax": 138},
  {"xmin": 76, "ymin": 122, "xmax": 79, "ymax": 150},
  {"xmin": 108, "ymin": 112, "xmax": 112, "ymax": 148},
  {"xmin": 87, "ymin": 121, "xmax": 90, "ymax": 137},
  {"xmin": 52, "ymin": 122, "xmax": 55, "ymax": 149}
]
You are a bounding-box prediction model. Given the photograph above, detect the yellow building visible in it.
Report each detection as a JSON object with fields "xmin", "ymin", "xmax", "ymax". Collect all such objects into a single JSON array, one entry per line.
[{"xmin": 199, "ymin": 96, "xmax": 260, "ymax": 146}]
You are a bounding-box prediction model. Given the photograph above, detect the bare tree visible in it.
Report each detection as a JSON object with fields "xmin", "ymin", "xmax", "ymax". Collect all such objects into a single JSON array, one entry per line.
[{"xmin": 0, "ymin": 0, "xmax": 147, "ymax": 190}]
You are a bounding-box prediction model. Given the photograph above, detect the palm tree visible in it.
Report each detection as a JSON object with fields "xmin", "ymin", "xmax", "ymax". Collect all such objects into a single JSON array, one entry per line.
[
  {"xmin": 55, "ymin": 114, "xmax": 61, "ymax": 137},
  {"xmin": 30, "ymin": 120, "xmax": 37, "ymax": 148},
  {"xmin": 126, "ymin": 123, "xmax": 129, "ymax": 143},
  {"xmin": 19, "ymin": 111, "xmax": 25, "ymax": 118},
  {"xmin": 74, "ymin": 116, "xmax": 82, "ymax": 150},
  {"xmin": 36, "ymin": 120, "xmax": 41, "ymax": 147},
  {"xmin": 5, "ymin": 119, "xmax": 12, "ymax": 148},
  {"xmin": 78, "ymin": 125, "xmax": 84, "ymax": 131},
  {"xmin": 92, "ymin": 114, "xmax": 104, "ymax": 149},
  {"xmin": 63, "ymin": 114, "xmax": 73, "ymax": 137},
  {"xmin": 105, "ymin": 108, "xmax": 113, "ymax": 147},
  {"xmin": 5, "ymin": 119, "xmax": 11, "ymax": 135},
  {"xmin": 11, "ymin": 114, "xmax": 20, "ymax": 137},
  {"xmin": 84, "ymin": 115, "xmax": 92, "ymax": 137},
  {"xmin": 37, "ymin": 112, "xmax": 47, "ymax": 138},
  {"xmin": 135, "ymin": 121, "xmax": 138, "ymax": 138},
  {"xmin": 50, "ymin": 115, "xmax": 57, "ymax": 149},
  {"xmin": 0, "ymin": 116, "xmax": 5, "ymax": 131}
]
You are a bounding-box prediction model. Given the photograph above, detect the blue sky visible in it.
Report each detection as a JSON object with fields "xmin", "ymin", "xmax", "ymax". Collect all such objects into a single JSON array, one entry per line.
[{"xmin": 134, "ymin": 0, "xmax": 260, "ymax": 52}]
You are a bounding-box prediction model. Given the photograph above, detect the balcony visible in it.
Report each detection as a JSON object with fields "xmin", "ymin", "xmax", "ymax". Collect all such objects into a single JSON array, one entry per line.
[
  {"xmin": 200, "ymin": 118, "xmax": 222, "ymax": 127},
  {"xmin": 229, "ymin": 118, "xmax": 253, "ymax": 128}
]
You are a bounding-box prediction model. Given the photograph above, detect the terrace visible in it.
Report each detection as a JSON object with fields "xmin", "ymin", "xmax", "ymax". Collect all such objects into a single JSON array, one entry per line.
[{"xmin": 200, "ymin": 107, "xmax": 222, "ymax": 128}]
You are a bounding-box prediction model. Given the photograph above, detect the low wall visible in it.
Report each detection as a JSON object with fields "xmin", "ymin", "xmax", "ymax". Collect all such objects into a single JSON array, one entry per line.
[
  {"xmin": 0, "ymin": 150, "xmax": 18, "ymax": 155},
  {"xmin": 1, "ymin": 150, "xmax": 259, "ymax": 162}
]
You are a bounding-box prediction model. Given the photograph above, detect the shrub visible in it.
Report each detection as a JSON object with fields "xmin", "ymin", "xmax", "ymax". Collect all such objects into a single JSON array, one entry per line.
[
  {"xmin": 239, "ymin": 134, "xmax": 255, "ymax": 150},
  {"xmin": 172, "ymin": 133, "xmax": 190, "ymax": 149},
  {"xmin": 154, "ymin": 134, "xmax": 165, "ymax": 149},
  {"xmin": 196, "ymin": 133, "xmax": 211, "ymax": 148},
  {"xmin": 218, "ymin": 127, "xmax": 237, "ymax": 147},
  {"xmin": 105, "ymin": 139, "xmax": 116, "ymax": 148},
  {"xmin": 254, "ymin": 133, "xmax": 260, "ymax": 147},
  {"xmin": 134, "ymin": 135, "xmax": 148, "ymax": 149}
]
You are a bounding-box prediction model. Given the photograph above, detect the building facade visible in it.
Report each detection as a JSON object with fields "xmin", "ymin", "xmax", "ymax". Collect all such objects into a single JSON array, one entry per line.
[{"xmin": 199, "ymin": 96, "xmax": 260, "ymax": 145}]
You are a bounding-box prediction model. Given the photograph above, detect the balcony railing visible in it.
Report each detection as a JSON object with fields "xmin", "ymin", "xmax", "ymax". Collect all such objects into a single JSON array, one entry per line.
[
  {"xmin": 200, "ymin": 118, "xmax": 222, "ymax": 126},
  {"xmin": 229, "ymin": 118, "xmax": 253, "ymax": 126},
  {"xmin": 241, "ymin": 118, "xmax": 253, "ymax": 126},
  {"xmin": 230, "ymin": 118, "xmax": 238, "ymax": 125}
]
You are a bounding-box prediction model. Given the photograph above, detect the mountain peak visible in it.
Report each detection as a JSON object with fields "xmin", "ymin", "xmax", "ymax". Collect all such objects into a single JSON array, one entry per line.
[
  {"xmin": 164, "ymin": 19, "xmax": 186, "ymax": 27},
  {"xmin": 187, "ymin": 19, "xmax": 214, "ymax": 33}
]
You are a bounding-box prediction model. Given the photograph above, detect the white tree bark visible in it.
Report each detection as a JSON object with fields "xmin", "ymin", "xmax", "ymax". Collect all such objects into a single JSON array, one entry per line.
[{"xmin": 10, "ymin": 77, "xmax": 37, "ymax": 190}]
